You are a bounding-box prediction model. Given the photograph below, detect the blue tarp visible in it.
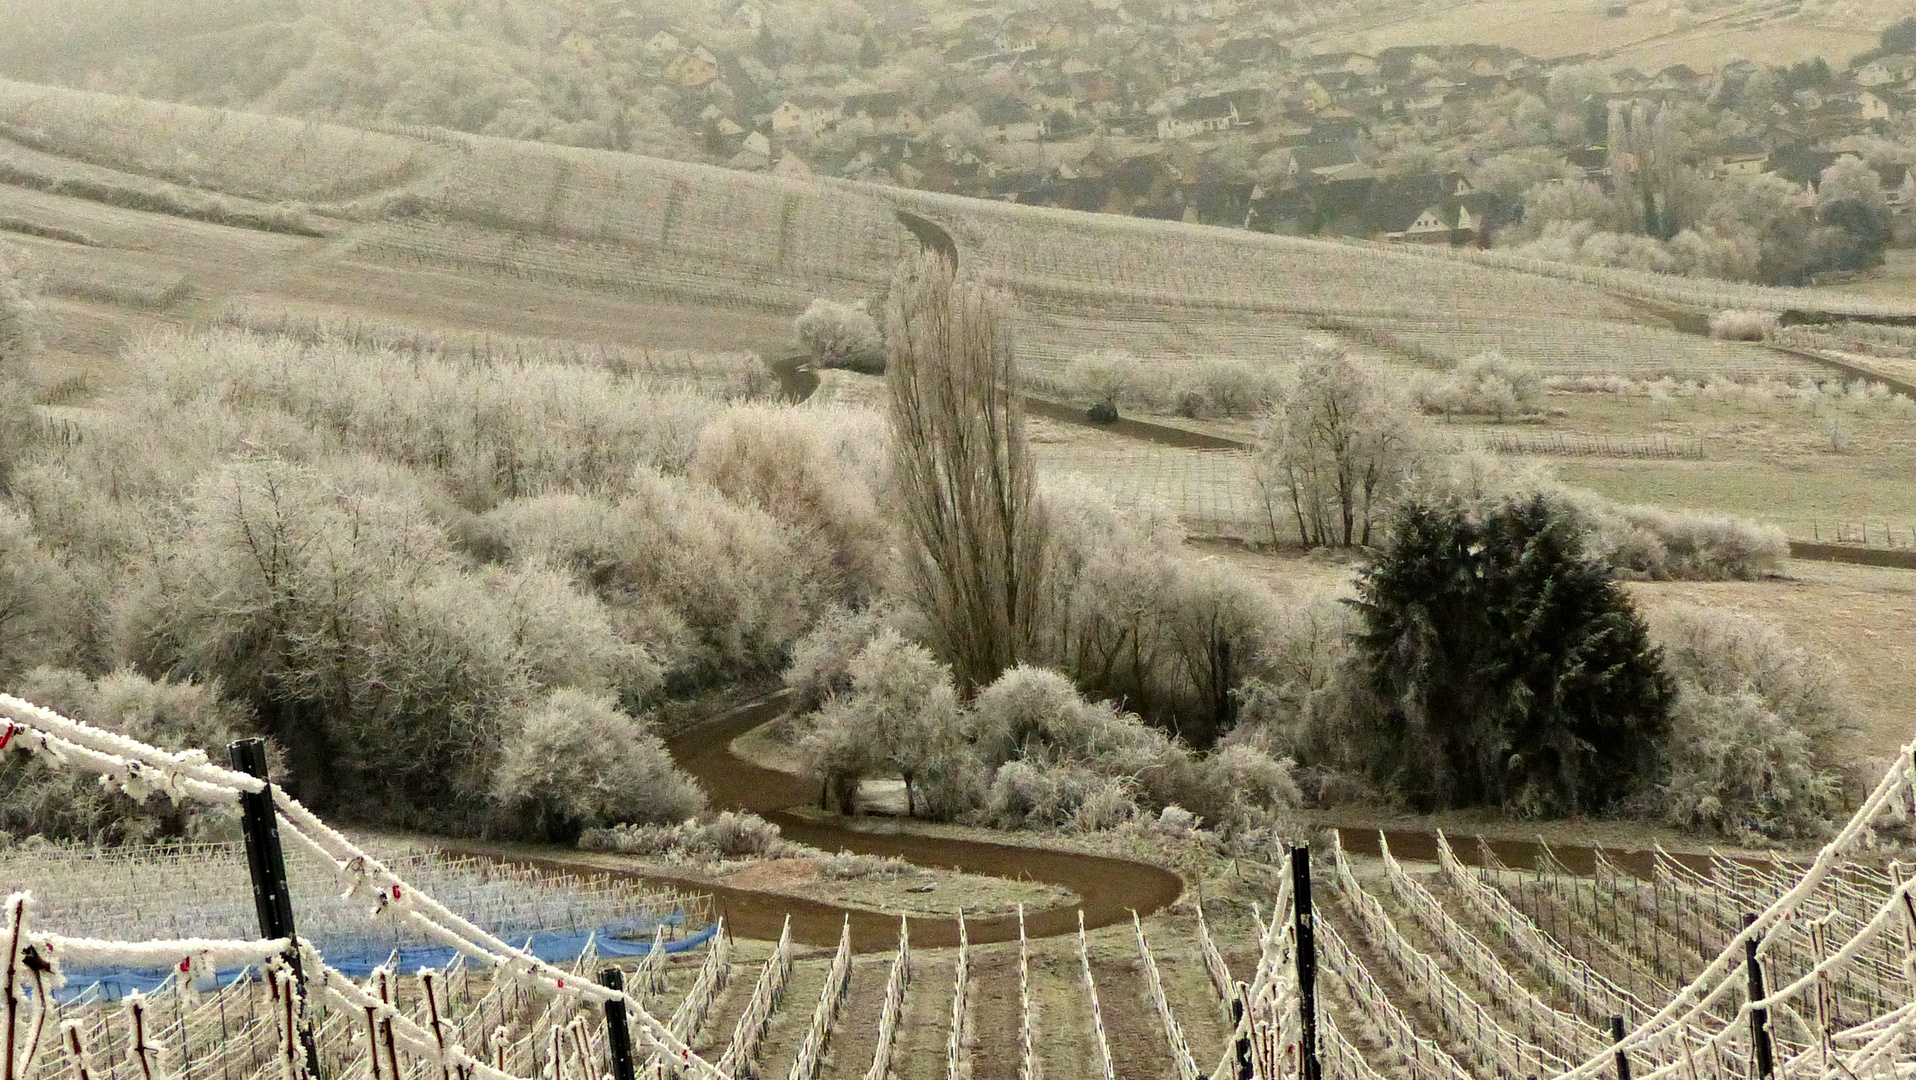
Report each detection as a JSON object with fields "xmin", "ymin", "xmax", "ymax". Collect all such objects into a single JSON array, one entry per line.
[{"xmin": 58, "ymin": 921, "xmax": 719, "ymax": 1002}]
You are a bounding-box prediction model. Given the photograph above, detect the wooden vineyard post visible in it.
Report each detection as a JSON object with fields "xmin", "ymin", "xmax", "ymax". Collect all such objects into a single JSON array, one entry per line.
[
  {"xmin": 1231, "ymin": 987, "xmax": 1252, "ymax": 1080},
  {"xmin": 3, "ymin": 893, "xmax": 23, "ymax": 1080},
  {"xmin": 1610, "ymin": 1015, "xmax": 1630, "ymax": 1080},
  {"xmin": 1292, "ymin": 845, "xmax": 1321, "ymax": 1080},
  {"xmin": 1745, "ymin": 914, "xmax": 1774, "ymax": 1080},
  {"xmin": 602, "ymin": 968, "xmax": 638, "ymax": 1080},
  {"xmin": 229, "ymin": 738, "xmax": 321, "ymax": 1080}
]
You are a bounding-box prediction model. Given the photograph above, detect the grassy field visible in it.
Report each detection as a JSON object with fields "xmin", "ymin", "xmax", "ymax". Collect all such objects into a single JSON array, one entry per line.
[{"xmin": 1310, "ymin": 0, "xmax": 1889, "ymax": 70}]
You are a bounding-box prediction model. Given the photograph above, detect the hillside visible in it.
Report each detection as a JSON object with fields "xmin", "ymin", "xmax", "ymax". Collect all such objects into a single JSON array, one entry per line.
[
  {"xmin": 1310, "ymin": 0, "xmax": 1910, "ymax": 71},
  {"xmin": 7, "ymin": 76, "xmax": 1909, "ymax": 386}
]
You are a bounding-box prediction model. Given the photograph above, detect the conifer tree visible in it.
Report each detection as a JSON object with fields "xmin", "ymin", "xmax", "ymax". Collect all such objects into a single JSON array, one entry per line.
[{"xmin": 1350, "ymin": 495, "xmax": 1671, "ymax": 815}]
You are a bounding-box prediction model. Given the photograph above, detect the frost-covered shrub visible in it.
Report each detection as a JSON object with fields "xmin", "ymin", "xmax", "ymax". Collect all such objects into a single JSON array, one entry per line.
[
  {"xmin": 692, "ymin": 405, "xmax": 890, "ymax": 603},
  {"xmin": 1062, "ymin": 350, "xmax": 1142, "ymax": 407},
  {"xmin": 1059, "ymin": 351, "xmax": 1283, "ymax": 419},
  {"xmin": 979, "ymin": 760, "xmax": 1127, "ymax": 830},
  {"xmin": 0, "ymin": 668, "xmax": 255, "ymax": 844},
  {"xmin": 1174, "ymin": 362, "xmax": 1286, "ymax": 419},
  {"xmin": 1190, "ymin": 743, "xmax": 1302, "ymax": 831},
  {"xmin": 473, "ymin": 561, "xmax": 664, "ymax": 705},
  {"xmin": 1233, "ymin": 589, "xmax": 1354, "ymax": 751},
  {"xmin": 480, "ymin": 473, "xmax": 823, "ymax": 682},
  {"xmin": 797, "ymin": 629, "xmax": 970, "ymax": 818},
  {"xmin": 784, "ymin": 604, "xmax": 890, "ymax": 713},
  {"xmin": 966, "ymin": 664, "xmax": 1297, "ymax": 827},
  {"xmin": 124, "ymin": 459, "xmax": 519, "ymax": 823},
  {"xmin": 1640, "ymin": 607, "xmax": 1855, "ymax": 839},
  {"xmin": 1155, "ymin": 805, "xmax": 1201, "ymax": 834},
  {"xmin": 1070, "ymin": 775, "xmax": 1142, "ymax": 832},
  {"xmin": 817, "ymin": 851, "xmax": 912, "ymax": 879},
  {"xmin": 581, "ymin": 810, "xmax": 794, "ymax": 861},
  {"xmin": 1423, "ymin": 453, "xmax": 1786, "ymax": 581},
  {"xmin": 0, "ymin": 505, "xmax": 79, "ymax": 681},
  {"xmin": 1708, "ymin": 309, "xmax": 1779, "ymax": 341},
  {"xmin": 130, "ymin": 327, "xmax": 721, "ymax": 506},
  {"xmin": 1650, "ymin": 691, "xmax": 1841, "ymax": 840},
  {"xmin": 489, "ymin": 688, "xmax": 706, "ymax": 842},
  {"xmin": 795, "ymin": 299, "xmax": 886, "ymax": 374},
  {"xmin": 0, "ymin": 240, "xmax": 38, "ymax": 376},
  {"xmin": 1655, "ymin": 606, "xmax": 1852, "ymax": 750},
  {"xmin": 1415, "ymin": 351, "xmax": 1545, "ymax": 419},
  {"xmin": 1574, "ymin": 498, "xmax": 1788, "ymax": 581},
  {"xmin": 969, "ymin": 666, "xmax": 1173, "ymax": 775},
  {"xmin": 122, "ymin": 458, "xmax": 665, "ymax": 828}
]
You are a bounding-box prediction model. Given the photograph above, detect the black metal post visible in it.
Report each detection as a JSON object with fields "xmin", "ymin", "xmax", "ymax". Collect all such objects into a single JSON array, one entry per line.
[
  {"xmin": 602, "ymin": 968, "xmax": 637, "ymax": 1080},
  {"xmin": 1232, "ymin": 986, "xmax": 1252, "ymax": 1080},
  {"xmin": 1611, "ymin": 1015, "xmax": 1631, "ymax": 1080},
  {"xmin": 1292, "ymin": 845, "xmax": 1321, "ymax": 1080},
  {"xmin": 230, "ymin": 738, "xmax": 321, "ymax": 1080},
  {"xmin": 1746, "ymin": 914, "xmax": 1774, "ymax": 1080}
]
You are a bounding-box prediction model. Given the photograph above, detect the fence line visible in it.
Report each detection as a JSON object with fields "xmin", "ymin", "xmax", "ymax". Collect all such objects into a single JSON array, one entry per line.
[
  {"xmin": 1132, "ymin": 911, "xmax": 1203, "ymax": 1080},
  {"xmin": 1018, "ymin": 904, "xmax": 1040, "ymax": 1080},
  {"xmin": 861, "ymin": 917, "xmax": 910, "ymax": 1080},
  {"xmin": 1195, "ymin": 902, "xmax": 1236, "ymax": 1023},
  {"xmin": 1471, "ymin": 430, "xmax": 1705, "ymax": 460},
  {"xmin": 1434, "ymin": 832, "xmax": 1646, "ymax": 1028},
  {"xmin": 1799, "ymin": 522, "xmax": 1916, "ymax": 550},
  {"xmin": 946, "ymin": 916, "xmax": 969, "ymax": 1080},
  {"xmin": 1317, "ymin": 913, "xmax": 1476, "ymax": 1080},
  {"xmin": 716, "ymin": 917, "xmax": 793, "ymax": 1078},
  {"xmin": 1378, "ymin": 835, "xmax": 1608, "ymax": 1064},
  {"xmin": 1076, "ymin": 911, "xmax": 1117, "ymax": 1080},
  {"xmin": 1328, "ymin": 832, "xmax": 1570, "ymax": 1080},
  {"xmin": 790, "ymin": 917, "xmax": 854, "ymax": 1080},
  {"xmin": 667, "ymin": 921, "xmax": 732, "ymax": 1047}
]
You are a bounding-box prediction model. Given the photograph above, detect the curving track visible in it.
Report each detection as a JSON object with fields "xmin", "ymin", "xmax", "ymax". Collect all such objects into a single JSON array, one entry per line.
[
  {"xmin": 444, "ymin": 693, "xmax": 1183, "ymax": 952},
  {"xmin": 658, "ymin": 693, "xmax": 1184, "ymax": 951}
]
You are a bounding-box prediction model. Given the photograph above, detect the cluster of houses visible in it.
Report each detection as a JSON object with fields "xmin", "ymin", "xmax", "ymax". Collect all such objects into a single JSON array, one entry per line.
[{"xmin": 583, "ymin": 0, "xmax": 1913, "ymax": 245}]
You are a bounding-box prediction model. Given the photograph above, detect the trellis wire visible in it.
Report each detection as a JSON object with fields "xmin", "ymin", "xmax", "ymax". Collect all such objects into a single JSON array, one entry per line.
[
  {"xmin": 1328, "ymin": 832, "xmax": 1571, "ymax": 1080},
  {"xmin": 945, "ymin": 917, "xmax": 968, "ymax": 1080},
  {"xmin": 1131, "ymin": 911, "xmax": 1202, "ymax": 1080},
  {"xmin": 1435, "ymin": 832, "xmax": 1649, "ymax": 1028},
  {"xmin": 715, "ymin": 917, "xmax": 791, "ymax": 1078},
  {"xmin": 1017, "ymin": 905, "xmax": 1038, "ymax": 1080},
  {"xmin": 1378, "ymin": 834, "xmax": 1608, "ymax": 1064},
  {"xmin": 784, "ymin": 916, "xmax": 852, "ymax": 1080},
  {"xmin": 1075, "ymin": 912, "xmax": 1116, "ymax": 1080},
  {"xmin": 857, "ymin": 918, "xmax": 906, "ymax": 1080}
]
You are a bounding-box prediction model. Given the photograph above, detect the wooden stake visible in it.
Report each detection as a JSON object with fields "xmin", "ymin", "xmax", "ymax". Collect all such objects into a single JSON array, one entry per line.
[
  {"xmin": 3, "ymin": 894, "xmax": 25, "ymax": 1080},
  {"xmin": 423, "ymin": 970, "xmax": 451, "ymax": 1080},
  {"xmin": 61, "ymin": 1021, "xmax": 93, "ymax": 1080}
]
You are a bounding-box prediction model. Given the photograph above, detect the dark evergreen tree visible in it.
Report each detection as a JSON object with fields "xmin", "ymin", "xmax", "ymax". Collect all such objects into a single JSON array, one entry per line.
[
  {"xmin": 1349, "ymin": 496, "xmax": 1672, "ymax": 816},
  {"xmin": 1877, "ymin": 18, "xmax": 1916, "ymax": 58}
]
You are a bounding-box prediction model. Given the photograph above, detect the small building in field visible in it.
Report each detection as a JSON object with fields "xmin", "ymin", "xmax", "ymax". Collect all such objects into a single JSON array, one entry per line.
[{"xmin": 1157, "ymin": 95, "xmax": 1241, "ymax": 139}]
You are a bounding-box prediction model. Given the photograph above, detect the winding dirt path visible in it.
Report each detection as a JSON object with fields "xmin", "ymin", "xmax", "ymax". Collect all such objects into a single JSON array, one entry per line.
[
  {"xmin": 442, "ymin": 693, "xmax": 1183, "ymax": 952},
  {"xmin": 661, "ymin": 693, "xmax": 1184, "ymax": 950}
]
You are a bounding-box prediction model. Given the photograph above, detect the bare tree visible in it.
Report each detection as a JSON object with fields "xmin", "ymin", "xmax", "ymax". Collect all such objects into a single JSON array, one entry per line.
[
  {"xmin": 1254, "ymin": 348, "xmax": 1419, "ymax": 548},
  {"xmin": 0, "ymin": 242, "xmax": 40, "ymax": 490},
  {"xmin": 0, "ymin": 241, "xmax": 38, "ymax": 378},
  {"xmin": 886, "ymin": 250, "xmax": 1047, "ymax": 694}
]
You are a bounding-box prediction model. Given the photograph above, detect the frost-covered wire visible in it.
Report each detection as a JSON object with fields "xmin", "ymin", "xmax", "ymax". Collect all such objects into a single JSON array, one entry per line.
[
  {"xmin": 0, "ymin": 695, "xmax": 730, "ymax": 1079},
  {"xmin": 1552, "ymin": 742, "xmax": 1916, "ymax": 1080},
  {"xmin": 0, "ymin": 694, "xmax": 260, "ymax": 808}
]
